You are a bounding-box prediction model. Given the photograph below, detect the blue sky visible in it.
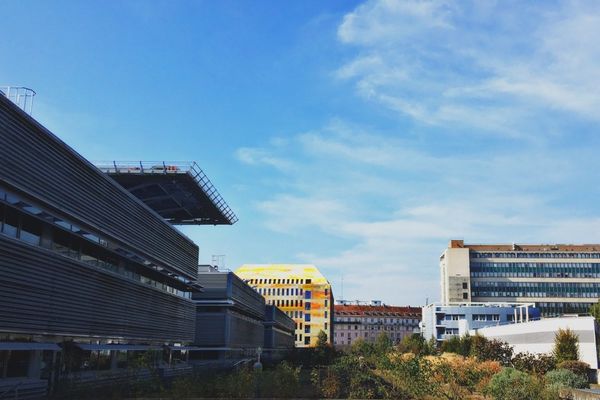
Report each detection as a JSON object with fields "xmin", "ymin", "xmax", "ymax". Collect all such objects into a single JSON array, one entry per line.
[{"xmin": 3, "ymin": 0, "xmax": 600, "ymax": 305}]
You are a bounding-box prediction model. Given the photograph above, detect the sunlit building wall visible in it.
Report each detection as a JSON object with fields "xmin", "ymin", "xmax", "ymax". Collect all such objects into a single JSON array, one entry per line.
[{"xmin": 235, "ymin": 264, "xmax": 333, "ymax": 348}]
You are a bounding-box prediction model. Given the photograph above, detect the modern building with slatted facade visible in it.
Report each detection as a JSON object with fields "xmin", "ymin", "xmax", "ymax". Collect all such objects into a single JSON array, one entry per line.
[{"xmin": 0, "ymin": 89, "xmax": 237, "ymax": 396}]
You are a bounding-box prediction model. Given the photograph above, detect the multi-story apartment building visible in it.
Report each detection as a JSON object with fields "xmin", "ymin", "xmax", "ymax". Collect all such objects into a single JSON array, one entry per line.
[
  {"xmin": 441, "ymin": 240, "xmax": 600, "ymax": 316},
  {"xmin": 235, "ymin": 264, "xmax": 333, "ymax": 348},
  {"xmin": 0, "ymin": 89, "xmax": 236, "ymax": 396},
  {"xmin": 333, "ymin": 301, "xmax": 421, "ymax": 348}
]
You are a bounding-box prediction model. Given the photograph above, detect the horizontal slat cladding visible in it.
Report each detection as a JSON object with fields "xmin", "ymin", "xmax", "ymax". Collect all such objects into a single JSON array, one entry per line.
[
  {"xmin": 194, "ymin": 274, "xmax": 229, "ymax": 299},
  {"xmin": 228, "ymin": 311, "xmax": 264, "ymax": 348},
  {"xmin": 230, "ymin": 275, "xmax": 265, "ymax": 317},
  {"xmin": 0, "ymin": 97, "xmax": 198, "ymax": 278},
  {"xmin": 270, "ymin": 307, "xmax": 295, "ymax": 332},
  {"xmin": 195, "ymin": 314, "xmax": 226, "ymax": 346},
  {"xmin": 0, "ymin": 237, "xmax": 195, "ymax": 342}
]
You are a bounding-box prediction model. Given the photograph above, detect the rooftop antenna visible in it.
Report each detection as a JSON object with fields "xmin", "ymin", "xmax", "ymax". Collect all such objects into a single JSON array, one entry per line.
[
  {"xmin": 0, "ymin": 86, "xmax": 36, "ymax": 115},
  {"xmin": 211, "ymin": 254, "xmax": 226, "ymax": 270}
]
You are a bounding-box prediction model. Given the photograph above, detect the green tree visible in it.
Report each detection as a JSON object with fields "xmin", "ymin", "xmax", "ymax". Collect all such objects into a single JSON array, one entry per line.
[
  {"xmin": 314, "ymin": 330, "xmax": 335, "ymax": 365},
  {"xmin": 374, "ymin": 332, "xmax": 392, "ymax": 354},
  {"xmin": 553, "ymin": 328, "xmax": 580, "ymax": 364},
  {"xmin": 589, "ymin": 303, "xmax": 600, "ymax": 323}
]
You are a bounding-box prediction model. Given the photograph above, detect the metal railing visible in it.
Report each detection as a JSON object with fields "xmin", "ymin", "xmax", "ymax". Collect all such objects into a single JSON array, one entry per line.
[
  {"xmin": 0, "ymin": 86, "xmax": 36, "ymax": 115},
  {"xmin": 95, "ymin": 161, "xmax": 238, "ymax": 224}
]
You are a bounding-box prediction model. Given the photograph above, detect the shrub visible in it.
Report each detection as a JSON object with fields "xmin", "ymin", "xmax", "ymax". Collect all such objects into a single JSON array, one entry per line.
[
  {"xmin": 511, "ymin": 352, "xmax": 556, "ymax": 375},
  {"xmin": 553, "ymin": 328, "xmax": 580, "ymax": 363},
  {"xmin": 259, "ymin": 361, "xmax": 301, "ymax": 398},
  {"xmin": 556, "ymin": 360, "xmax": 590, "ymax": 377},
  {"xmin": 441, "ymin": 336, "xmax": 462, "ymax": 355},
  {"xmin": 545, "ymin": 368, "xmax": 588, "ymax": 390},
  {"xmin": 397, "ymin": 333, "xmax": 434, "ymax": 356},
  {"xmin": 471, "ymin": 336, "xmax": 513, "ymax": 366},
  {"xmin": 485, "ymin": 367, "xmax": 546, "ymax": 400}
]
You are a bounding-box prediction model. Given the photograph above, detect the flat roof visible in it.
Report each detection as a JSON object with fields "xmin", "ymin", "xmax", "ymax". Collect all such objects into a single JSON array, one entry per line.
[
  {"xmin": 449, "ymin": 240, "xmax": 600, "ymax": 252},
  {"xmin": 96, "ymin": 161, "xmax": 238, "ymax": 225}
]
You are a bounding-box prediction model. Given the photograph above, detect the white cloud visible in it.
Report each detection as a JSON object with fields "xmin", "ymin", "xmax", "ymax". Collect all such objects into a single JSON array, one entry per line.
[
  {"xmin": 336, "ymin": 0, "xmax": 600, "ymax": 132},
  {"xmin": 235, "ymin": 121, "xmax": 600, "ymax": 304}
]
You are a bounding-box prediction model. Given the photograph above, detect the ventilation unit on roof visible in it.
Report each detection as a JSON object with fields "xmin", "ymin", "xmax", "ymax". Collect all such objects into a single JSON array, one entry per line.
[{"xmin": 0, "ymin": 86, "xmax": 36, "ymax": 115}]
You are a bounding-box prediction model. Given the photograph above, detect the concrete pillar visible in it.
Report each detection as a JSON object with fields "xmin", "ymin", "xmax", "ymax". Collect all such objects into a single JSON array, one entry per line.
[
  {"xmin": 519, "ymin": 307, "xmax": 523, "ymax": 323},
  {"xmin": 514, "ymin": 309, "xmax": 518, "ymax": 324},
  {"xmin": 525, "ymin": 306, "xmax": 529, "ymax": 322},
  {"xmin": 27, "ymin": 350, "xmax": 42, "ymax": 379}
]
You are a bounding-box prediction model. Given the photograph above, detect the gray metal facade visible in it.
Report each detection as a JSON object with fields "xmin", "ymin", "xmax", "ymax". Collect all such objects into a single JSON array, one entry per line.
[{"xmin": 0, "ymin": 94, "xmax": 197, "ymax": 343}]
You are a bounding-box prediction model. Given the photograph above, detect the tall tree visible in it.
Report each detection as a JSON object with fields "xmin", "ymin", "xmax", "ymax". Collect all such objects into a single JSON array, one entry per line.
[{"xmin": 553, "ymin": 328, "xmax": 580, "ymax": 363}]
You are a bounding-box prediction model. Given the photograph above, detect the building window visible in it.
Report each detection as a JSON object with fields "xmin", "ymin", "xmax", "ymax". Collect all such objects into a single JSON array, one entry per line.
[
  {"xmin": 462, "ymin": 293, "xmax": 468, "ymax": 299},
  {"xmin": 305, "ymin": 302, "xmax": 311, "ymax": 310},
  {"xmin": 304, "ymin": 337, "xmax": 310, "ymax": 345},
  {"xmin": 305, "ymin": 290, "xmax": 312, "ymax": 299},
  {"xmin": 305, "ymin": 313, "xmax": 311, "ymax": 322},
  {"xmin": 305, "ymin": 325, "xmax": 311, "ymax": 334},
  {"xmin": 462, "ymin": 282, "xmax": 468, "ymax": 289}
]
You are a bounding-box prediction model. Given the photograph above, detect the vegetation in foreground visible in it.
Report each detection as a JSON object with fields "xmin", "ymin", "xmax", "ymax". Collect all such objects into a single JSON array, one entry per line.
[{"xmin": 53, "ymin": 329, "xmax": 591, "ymax": 399}]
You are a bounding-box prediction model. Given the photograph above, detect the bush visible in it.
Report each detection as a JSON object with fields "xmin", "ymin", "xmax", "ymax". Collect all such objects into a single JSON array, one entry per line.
[
  {"xmin": 471, "ymin": 336, "xmax": 513, "ymax": 366},
  {"xmin": 553, "ymin": 328, "xmax": 580, "ymax": 363},
  {"xmin": 545, "ymin": 368, "xmax": 588, "ymax": 390},
  {"xmin": 485, "ymin": 367, "xmax": 547, "ymax": 400},
  {"xmin": 512, "ymin": 352, "xmax": 556, "ymax": 375},
  {"xmin": 259, "ymin": 361, "xmax": 301, "ymax": 398},
  {"xmin": 556, "ymin": 360, "xmax": 590, "ymax": 377}
]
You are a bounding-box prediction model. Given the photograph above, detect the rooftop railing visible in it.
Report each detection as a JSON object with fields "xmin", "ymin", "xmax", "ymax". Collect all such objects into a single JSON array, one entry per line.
[{"xmin": 96, "ymin": 161, "xmax": 238, "ymax": 224}]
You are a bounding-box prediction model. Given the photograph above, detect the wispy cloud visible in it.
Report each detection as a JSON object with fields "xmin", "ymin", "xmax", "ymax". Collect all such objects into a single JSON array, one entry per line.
[
  {"xmin": 235, "ymin": 116, "xmax": 600, "ymax": 303},
  {"xmin": 336, "ymin": 0, "xmax": 600, "ymax": 134}
]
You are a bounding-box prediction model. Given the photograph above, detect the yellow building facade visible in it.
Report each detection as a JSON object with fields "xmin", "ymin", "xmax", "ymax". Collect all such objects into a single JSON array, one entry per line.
[{"xmin": 235, "ymin": 264, "xmax": 333, "ymax": 348}]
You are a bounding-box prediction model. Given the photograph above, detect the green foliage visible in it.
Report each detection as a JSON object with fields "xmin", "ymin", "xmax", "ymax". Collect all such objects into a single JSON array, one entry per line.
[
  {"xmin": 397, "ymin": 333, "xmax": 436, "ymax": 356},
  {"xmin": 485, "ymin": 367, "xmax": 548, "ymax": 400},
  {"xmin": 440, "ymin": 334, "xmax": 513, "ymax": 366},
  {"xmin": 374, "ymin": 332, "xmax": 393, "ymax": 354},
  {"xmin": 589, "ymin": 302, "xmax": 600, "ymax": 323},
  {"xmin": 169, "ymin": 362, "xmax": 300, "ymax": 399},
  {"xmin": 556, "ymin": 360, "xmax": 590, "ymax": 377},
  {"xmin": 470, "ymin": 336, "xmax": 513, "ymax": 366},
  {"xmin": 313, "ymin": 330, "xmax": 336, "ymax": 365},
  {"xmin": 349, "ymin": 338, "xmax": 374, "ymax": 357},
  {"xmin": 511, "ymin": 352, "xmax": 556, "ymax": 375},
  {"xmin": 545, "ymin": 368, "xmax": 588, "ymax": 390},
  {"xmin": 553, "ymin": 328, "xmax": 580, "ymax": 363},
  {"xmin": 441, "ymin": 335, "xmax": 462, "ymax": 354}
]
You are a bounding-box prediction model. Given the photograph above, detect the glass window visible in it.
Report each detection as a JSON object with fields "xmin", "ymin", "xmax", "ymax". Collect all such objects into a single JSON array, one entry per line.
[
  {"xmin": 305, "ymin": 290, "xmax": 312, "ymax": 299},
  {"xmin": 20, "ymin": 214, "xmax": 42, "ymax": 246},
  {"xmin": 305, "ymin": 313, "xmax": 311, "ymax": 322},
  {"xmin": 2, "ymin": 207, "xmax": 18, "ymax": 237},
  {"xmin": 305, "ymin": 302, "xmax": 311, "ymax": 310}
]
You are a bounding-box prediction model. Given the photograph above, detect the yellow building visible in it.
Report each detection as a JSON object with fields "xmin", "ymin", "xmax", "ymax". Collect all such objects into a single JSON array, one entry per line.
[{"xmin": 235, "ymin": 264, "xmax": 333, "ymax": 348}]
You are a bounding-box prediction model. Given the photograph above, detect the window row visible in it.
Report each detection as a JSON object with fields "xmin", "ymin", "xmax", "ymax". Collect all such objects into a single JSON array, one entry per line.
[
  {"xmin": 471, "ymin": 252, "xmax": 600, "ymax": 259},
  {"xmin": 472, "ymin": 281, "xmax": 600, "ymax": 298},
  {"xmin": 246, "ymin": 278, "xmax": 312, "ymax": 285},
  {"xmin": 255, "ymin": 287, "xmax": 304, "ymax": 297},
  {"xmin": 267, "ymin": 299, "xmax": 305, "ymax": 308},
  {"xmin": 0, "ymin": 195, "xmax": 190, "ymax": 298},
  {"xmin": 471, "ymin": 261, "xmax": 600, "ymax": 278}
]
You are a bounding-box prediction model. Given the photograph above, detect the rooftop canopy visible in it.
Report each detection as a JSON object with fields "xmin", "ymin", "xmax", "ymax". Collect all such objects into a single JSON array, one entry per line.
[{"xmin": 96, "ymin": 161, "xmax": 238, "ymax": 225}]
